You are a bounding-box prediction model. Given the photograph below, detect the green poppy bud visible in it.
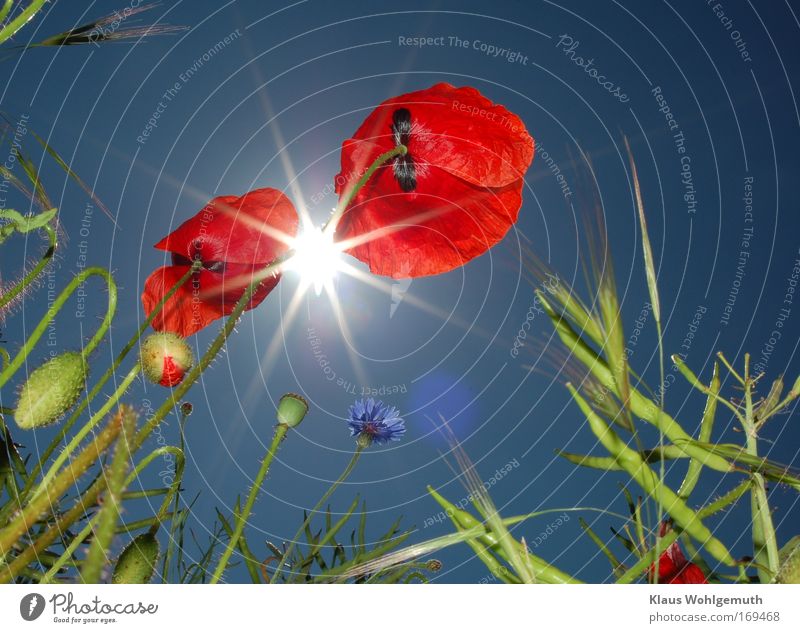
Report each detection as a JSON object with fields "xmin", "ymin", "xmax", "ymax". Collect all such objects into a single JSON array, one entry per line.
[
  {"xmin": 276, "ymin": 393, "xmax": 308, "ymax": 428},
  {"xmin": 777, "ymin": 536, "xmax": 800, "ymax": 584},
  {"xmin": 112, "ymin": 533, "xmax": 160, "ymax": 584},
  {"xmin": 140, "ymin": 332, "xmax": 193, "ymax": 387},
  {"xmin": 15, "ymin": 352, "xmax": 87, "ymax": 430}
]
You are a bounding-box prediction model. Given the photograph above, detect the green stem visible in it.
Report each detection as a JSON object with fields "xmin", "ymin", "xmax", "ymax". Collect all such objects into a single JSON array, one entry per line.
[
  {"xmin": 210, "ymin": 423, "xmax": 290, "ymax": 584},
  {"xmin": 652, "ymin": 314, "xmax": 666, "ymax": 584},
  {"xmin": 39, "ymin": 446, "xmax": 185, "ymax": 584},
  {"xmin": 0, "ymin": 267, "xmax": 116, "ymax": 389},
  {"xmin": 743, "ymin": 355, "xmax": 779, "ymax": 583},
  {"xmin": 537, "ymin": 292, "xmax": 732, "ymax": 472},
  {"xmin": 0, "ymin": 0, "xmax": 14, "ymax": 25},
  {"xmin": 16, "ymin": 265, "xmax": 197, "ymax": 508},
  {"xmin": 616, "ymin": 479, "xmax": 751, "ymax": 584},
  {"xmin": 428, "ymin": 487, "xmax": 579, "ymax": 583},
  {"xmin": 0, "ymin": 0, "xmax": 47, "ymax": 45},
  {"xmin": 34, "ymin": 363, "xmax": 140, "ymax": 497},
  {"xmin": 80, "ymin": 407, "xmax": 136, "ymax": 583},
  {"xmin": 567, "ymin": 384, "xmax": 734, "ymax": 566},
  {"xmin": 0, "ymin": 224, "xmax": 56, "ymax": 312},
  {"xmin": 270, "ymin": 446, "xmax": 364, "ymax": 583},
  {"xmin": 324, "ymin": 144, "xmax": 407, "ymax": 234},
  {"xmin": 679, "ymin": 362, "xmax": 720, "ymax": 499},
  {"xmin": 0, "ymin": 409, "xmax": 123, "ymax": 562}
]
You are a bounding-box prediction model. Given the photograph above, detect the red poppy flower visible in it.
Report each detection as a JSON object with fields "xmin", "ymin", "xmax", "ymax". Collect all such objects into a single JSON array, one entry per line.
[
  {"xmin": 142, "ymin": 188, "xmax": 298, "ymax": 337},
  {"xmin": 333, "ymin": 82, "xmax": 534, "ymax": 278},
  {"xmin": 650, "ymin": 524, "xmax": 708, "ymax": 584}
]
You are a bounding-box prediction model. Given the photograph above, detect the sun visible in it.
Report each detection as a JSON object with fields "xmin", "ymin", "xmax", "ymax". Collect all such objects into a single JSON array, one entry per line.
[{"xmin": 285, "ymin": 221, "xmax": 346, "ymax": 296}]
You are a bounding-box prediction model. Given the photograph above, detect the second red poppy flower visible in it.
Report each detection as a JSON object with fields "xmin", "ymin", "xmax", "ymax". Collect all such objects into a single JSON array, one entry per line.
[{"xmin": 142, "ymin": 188, "xmax": 298, "ymax": 337}]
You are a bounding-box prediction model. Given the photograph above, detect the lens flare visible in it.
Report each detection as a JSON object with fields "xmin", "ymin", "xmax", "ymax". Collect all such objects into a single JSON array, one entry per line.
[{"xmin": 286, "ymin": 222, "xmax": 345, "ymax": 295}]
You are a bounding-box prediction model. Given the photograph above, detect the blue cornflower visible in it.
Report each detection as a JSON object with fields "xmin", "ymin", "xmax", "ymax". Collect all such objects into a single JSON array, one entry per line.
[{"xmin": 347, "ymin": 398, "xmax": 405, "ymax": 446}]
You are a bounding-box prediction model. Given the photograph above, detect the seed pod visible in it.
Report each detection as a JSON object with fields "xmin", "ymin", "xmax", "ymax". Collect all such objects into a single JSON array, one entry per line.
[
  {"xmin": 15, "ymin": 352, "xmax": 87, "ymax": 430},
  {"xmin": 777, "ymin": 536, "xmax": 800, "ymax": 584},
  {"xmin": 276, "ymin": 393, "xmax": 308, "ymax": 428},
  {"xmin": 140, "ymin": 332, "xmax": 194, "ymax": 387},
  {"xmin": 112, "ymin": 532, "xmax": 160, "ymax": 584},
  {"xmin": 790, "ymin": 375, "xmax": 800, "ymax": 398}
]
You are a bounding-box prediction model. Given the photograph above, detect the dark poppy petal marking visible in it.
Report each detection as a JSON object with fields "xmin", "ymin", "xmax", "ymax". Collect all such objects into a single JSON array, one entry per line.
[{"xmin": 391, "ymin": 108, "xmax": 417, "ymax": 192}]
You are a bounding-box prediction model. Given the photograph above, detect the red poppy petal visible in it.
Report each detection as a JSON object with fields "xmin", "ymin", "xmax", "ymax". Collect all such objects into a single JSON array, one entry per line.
[
  {"xmin": 141, "ymin": 265, "xmax": 281, "ymax": 337},
  {"xmin": 155, "ymin": 188, "xmax": 298, "ymax": 265},
  {"xmin": 142, "ymin": 266, "xmax": 225, "ymax": 337},
  {"xmin": 194, "ymin": 261, "xmax": 279, "ymax": 310},
  {"xmin": 340, "ymin": 83, "xmax": 533, "ymax": 189},
  {"xmin": 651, "ymin": 550, "xmax": 679, "ymax": 583},
  {"xmin": 674, "ymin": 563, "xmax": 708, "ymax": 584},
  {"xmin": 336, "ymin": 160, "xmax": 522, "ymax": 278},
  {"xmin": 664, "ymin": 540, "xmax": 688, "ymax": 568}
]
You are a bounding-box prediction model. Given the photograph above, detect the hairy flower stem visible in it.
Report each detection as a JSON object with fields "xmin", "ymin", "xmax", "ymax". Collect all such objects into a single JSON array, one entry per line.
[
  {"xmin": 38, "ymin": 447, "xmax": 185, "ymax": 584},
  {"xmin": 270, "ymin": 446, "xmax": 364, "ymax": 583},
  {"xmin": 0, "ymin": 224, "xmax": 56, "ymax": 313},
  {"xmin": 0, "ymin": 409, "xmax": 124, "ymax": 562},
  {"xmin": 80, "ymin": 408, "xmax": 136, "ymax": 583},
  {"xmin": 0, "ymin": 267, "xmax": 116, "ymax": 390},
  {"xmin": 16, "ymin": 264, "xmax": 198, "ymax": 506},
  {"xmin": 210, "ymin": 423, "xmax": 290, "ymax": 584}
]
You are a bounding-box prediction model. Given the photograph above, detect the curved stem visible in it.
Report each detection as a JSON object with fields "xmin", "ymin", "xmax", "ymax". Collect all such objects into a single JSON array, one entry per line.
[
  {"xmin": 324, "ymin": 144, "xmax": 407, "ymax": 234},
  {"xmin": 270, "ymin": 445, "xmax": 364, "ymax": 583},
  {"xmin": 210, "ymin": 423, "xmax": 290, "ymax": 584},
  {"xmin": 16, "ymin": 265, "xmax": 197, "ymax": 505},
  {"xmin": 0, "ymin": 267, "xmax": 116, "ymax": 389},
  {"xmin": 0, "ymin": 224, "xmax": 56, "ymax": 312}
]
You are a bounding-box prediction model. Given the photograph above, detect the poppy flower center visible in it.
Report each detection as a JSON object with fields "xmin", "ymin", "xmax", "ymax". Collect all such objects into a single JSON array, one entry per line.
[
  {"xmin": 391, "ymin": 108, "xmax": 416, "ymax": 192},
  {"xmin": 171, "ymin": 251, "xmax": 227, "ymax": 274}
]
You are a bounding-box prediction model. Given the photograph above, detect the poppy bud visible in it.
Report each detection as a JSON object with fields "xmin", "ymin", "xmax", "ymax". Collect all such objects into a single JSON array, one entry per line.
[
  {"xmin": 15, "ymin": 352, "xmax": 88, "ymax": 430},
  {"xmin": 112, "ymin": 532, "xmax": 160, "ymax": 584},
  {"xmin": 777, "ymin": 536, "xmax": 800, "ymax": 584},
  {"xmin": 140, "ymin": 332, "xmax": 194, "ymax": 387},
  {"xmin": 276, "ymin": 393, "xmax": 308, "ymax": 428},
  {"xmin": 180, "ymin": 401, "xmax": 193, "ymax": 417}
]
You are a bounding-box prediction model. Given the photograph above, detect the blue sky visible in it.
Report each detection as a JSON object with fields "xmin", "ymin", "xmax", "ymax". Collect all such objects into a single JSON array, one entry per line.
[{"xmin": 2, "ymin": 0, "xmax": 799, "ymax": 582}]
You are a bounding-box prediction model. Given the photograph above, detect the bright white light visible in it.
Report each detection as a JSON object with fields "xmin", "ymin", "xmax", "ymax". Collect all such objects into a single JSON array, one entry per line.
[{"xmin": 286, "ymin": 223, "xmax": 345, "ymax": 296}]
